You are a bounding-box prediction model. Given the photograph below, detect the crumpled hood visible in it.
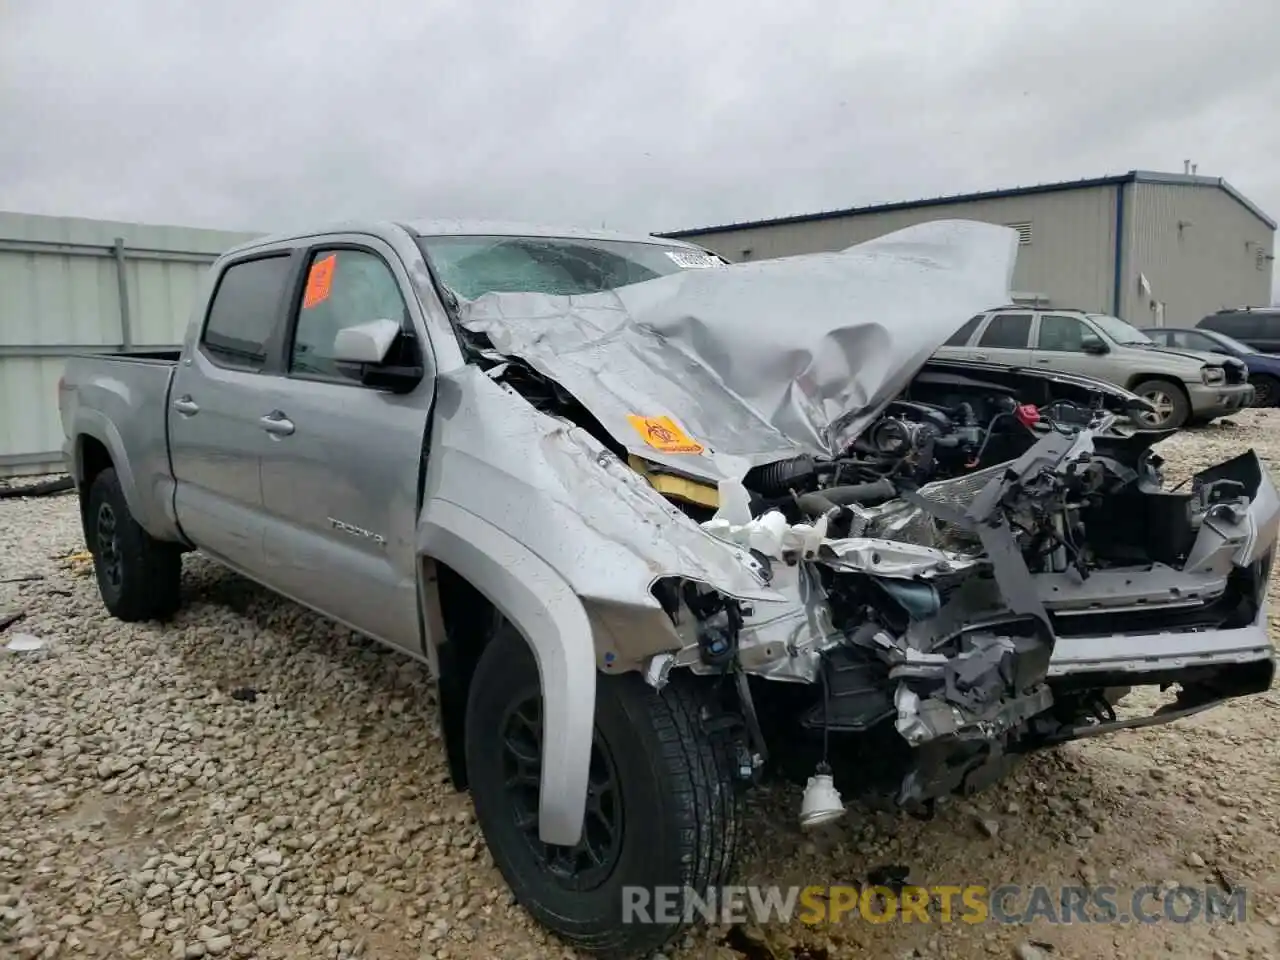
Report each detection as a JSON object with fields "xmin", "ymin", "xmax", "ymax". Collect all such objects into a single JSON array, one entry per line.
[
  {"xmin": 457, "ymin": 219, "xmax": 1017, "ymax": 482},
  {"xmin": 1128, "ymin": 343, "xmax": 1240, "ymax": 369}
]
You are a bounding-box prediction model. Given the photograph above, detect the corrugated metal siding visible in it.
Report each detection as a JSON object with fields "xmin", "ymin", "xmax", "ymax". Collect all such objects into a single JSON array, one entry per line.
[
  {"xmin": 1121, "ymin": 184, "xmax": 1274, "ymax": 328},
  {"xmin": 680, "ymin": 186, "xmax": 1118, "ymax": 312},
  {"xmin": 0, "ymin": 357, "xmax": 67, "ymax": 469},
  {"xmin": 0, "ymin": 212, "xmax": 259, "ymax": 475}
]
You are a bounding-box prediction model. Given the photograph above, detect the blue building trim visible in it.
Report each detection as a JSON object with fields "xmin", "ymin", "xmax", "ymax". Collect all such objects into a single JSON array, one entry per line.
[{"xmin": 1112, "ymin": 181, "xmax": 1126, "ymax": 317}]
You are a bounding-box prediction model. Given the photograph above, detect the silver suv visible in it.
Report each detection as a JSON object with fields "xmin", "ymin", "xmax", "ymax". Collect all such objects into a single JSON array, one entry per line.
[{"xmin": 934, "ymin": 306, "xmax": 1253, "ymax": 428}]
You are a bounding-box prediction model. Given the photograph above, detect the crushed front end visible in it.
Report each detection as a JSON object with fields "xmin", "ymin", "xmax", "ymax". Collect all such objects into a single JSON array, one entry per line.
[{"xmin": 655, "ymin": 414, "xmax": 1278, "ymax": 817}]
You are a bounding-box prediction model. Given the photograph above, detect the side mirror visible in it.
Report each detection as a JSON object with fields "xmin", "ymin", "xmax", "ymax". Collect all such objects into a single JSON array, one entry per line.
[
  {"xmin": 1081, "ymin": 336, "xmax": 1109, "ymax": 355},
  {"xmin": 332, "ymin": 318, "xmax": 425, "ymax": 394},
  {"xmin": 332, "ymin": 318, "xmax": 400, "ymax": 365}
]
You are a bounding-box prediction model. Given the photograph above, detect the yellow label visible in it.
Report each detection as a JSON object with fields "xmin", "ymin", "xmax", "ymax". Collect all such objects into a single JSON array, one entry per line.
[{"xmin": 626, "ymin": 415, "xmax": 705, "ymax": 454}]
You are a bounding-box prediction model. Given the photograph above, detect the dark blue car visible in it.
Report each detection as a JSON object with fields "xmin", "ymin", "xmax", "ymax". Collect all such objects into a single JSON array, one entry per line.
[{"xmin": 1142, "ymin": 326, "xmax": 1280, "ymax": 407}]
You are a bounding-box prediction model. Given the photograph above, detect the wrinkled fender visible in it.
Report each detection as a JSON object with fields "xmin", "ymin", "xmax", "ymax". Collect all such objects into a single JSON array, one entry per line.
[{"xmin": 418, "ymin": 497, "xmax": 596, "ymax": 847}]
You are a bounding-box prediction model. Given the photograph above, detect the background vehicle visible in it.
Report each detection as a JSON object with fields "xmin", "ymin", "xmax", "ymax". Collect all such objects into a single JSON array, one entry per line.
[
  {"xmin": 56, "ymin": 220, "xmax": 1278, "ymax": 958},
  {"xmin": 1197, "ymin": 307, "xmax": 1280, "ymax": 355},
  {"xmin": 934, "ymin": 306, "xmax": 1252, "ymax": 428},
  {"xmin": 1142, "ymin": 325, "xmax": 1280, "ymax": 407}
]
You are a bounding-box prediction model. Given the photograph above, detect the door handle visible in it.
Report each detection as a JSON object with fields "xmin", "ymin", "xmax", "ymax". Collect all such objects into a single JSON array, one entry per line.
[
  {"xmin": 260, "ymin": 412, "xmax": 295, "ymax": 437},
  {"xmin": 1036, "ymin": 358, "xmax": 1052, "ymax": 364},
  {"xmin": 972, "ymin": 353, "xmax": 989, "ymax": 361},
  {"xmin": 172, "ymin": 396, "xmax": 200, "ymax": 416}
]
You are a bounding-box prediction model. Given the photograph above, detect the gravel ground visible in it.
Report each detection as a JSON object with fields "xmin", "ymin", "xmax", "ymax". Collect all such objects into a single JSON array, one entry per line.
[{"xmin": 2, "ymin": 411, "xmax": 1279, "ymax": 960}]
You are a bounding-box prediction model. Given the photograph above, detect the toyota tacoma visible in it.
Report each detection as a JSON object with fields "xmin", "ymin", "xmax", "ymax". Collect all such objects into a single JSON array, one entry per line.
[{"xmin": 58, "ymin": 219, "xmax": 1278, "ymax": 958}]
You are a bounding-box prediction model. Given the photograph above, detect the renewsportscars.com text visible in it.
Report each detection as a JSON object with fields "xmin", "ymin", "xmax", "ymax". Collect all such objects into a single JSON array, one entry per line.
[{"xmin": 622, "ymin": 883, "xmax": 1247, "ymax": 926}]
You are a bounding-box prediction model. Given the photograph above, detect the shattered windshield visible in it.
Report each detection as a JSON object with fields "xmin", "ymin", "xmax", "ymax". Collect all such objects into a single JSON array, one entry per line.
[{"xmin": 417, "ymin": 234, "xmax": 722, "ymax": 300}]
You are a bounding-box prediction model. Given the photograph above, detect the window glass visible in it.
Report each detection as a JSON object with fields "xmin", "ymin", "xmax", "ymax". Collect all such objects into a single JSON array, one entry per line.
[
  {"xmin": 291, "ymin": 249, "xmax": 409, "ymax": 380},
  {"xmin": 944, "ymin": 315, "xmax": 983, "ymax": 347},
  {"xmin": 977, "ymin": 313, "xmax": 1031, "ymax": 349},
  {"xmin": 202, "ymin": 256, "xmax": 293, "ymax": 369},
  {"xmin": 1170, "ymin": 330, "xmax": 1214, "ymax": 351},
  {"xmin": 1195, "ymin": 330, "xmax": 1251, "ymax": 353},
  {"xmin": 1207, "ymin": 313, "xmax": 1262, "ymax": 339},
  {"xmin": 1036, "ymin": 314, "xmax": 1092, "ymax": 352},
  {"xmin": 1084, "ymin": 313, "xmax": 1152, "ymax": 344},
  {"xmin": 417, "ymin": 235, "xmax": 721, "ymax": 300}
]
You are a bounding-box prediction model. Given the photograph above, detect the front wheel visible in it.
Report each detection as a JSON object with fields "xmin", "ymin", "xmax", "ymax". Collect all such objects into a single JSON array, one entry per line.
[
  {"xmin": 86, "ymin": 467, "xmax": 183, "ymax": 622},
  {"xmin": 465, "ymin": 625, "xmax": 740, "ymax": 958},
  {"xmin": 1249, "ymin": 373, "xmax": 1280, "ymax": 408},
  {"xmin": 1131, "ymin": 379, "xmax": 1190, "ymax": 429}
]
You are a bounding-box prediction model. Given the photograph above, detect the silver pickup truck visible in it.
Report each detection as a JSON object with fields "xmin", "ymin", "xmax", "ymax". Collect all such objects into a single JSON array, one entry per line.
[{"xmin": 59, "ymin": 219, "xmax": 1278, "ymax": 958}]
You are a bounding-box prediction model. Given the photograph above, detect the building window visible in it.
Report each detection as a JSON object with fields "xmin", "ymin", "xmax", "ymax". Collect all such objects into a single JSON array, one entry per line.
[{"xmin": 1006, "ymin": 222, "xmax": 1033, "ymax": 245}]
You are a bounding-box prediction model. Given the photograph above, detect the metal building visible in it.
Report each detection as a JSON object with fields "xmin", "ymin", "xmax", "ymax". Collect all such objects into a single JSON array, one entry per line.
[
  {"xmin": 0, "ymin": 212, "xmax": 259, "ymax": 476},
  {"xmin": 659, "ymin": 170, "xmax": 1276, "ymax": 330}
]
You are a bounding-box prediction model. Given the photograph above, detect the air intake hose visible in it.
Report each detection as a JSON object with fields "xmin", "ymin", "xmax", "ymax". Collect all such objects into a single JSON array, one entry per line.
[{"xmin": 795, "ymin": 478, "xmax": 898, "ymax": 517}]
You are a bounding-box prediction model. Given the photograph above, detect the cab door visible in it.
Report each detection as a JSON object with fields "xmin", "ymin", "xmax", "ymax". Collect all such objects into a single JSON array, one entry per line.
[
  {"xmin": 169, "ymin": 251, "xmax": 299, "ymax": 573},
  {"xmin": 256, "ymin": 238, "xmax": 435, "ymax": 657}
]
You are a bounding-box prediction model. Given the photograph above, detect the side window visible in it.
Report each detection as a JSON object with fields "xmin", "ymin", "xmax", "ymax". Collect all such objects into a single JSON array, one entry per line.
[
  {"xmin": 1036, "ymin": 314, "xmax": 1091, "ymax": 352},
  {"xmin": 1213, "ymin": 314, "xmax": 1256, "ymax": 338},
  {"xmin": 1177, "ymin": 331, "xmax": 1214, "ymax": 351},
  {"xmin": 943, "ymin": 315, "xmax": 984, "ymax": 347},
  {"xmin": 290, "ymin": 249, "xmax": 409, "ymax": 380},
  {"xmin": 201, "ymin": 255, "xmax": 294, "ymax": 370},
  {"xmin": 978, "ymin": 313, "xmax": 1032, "ymax": 349}
]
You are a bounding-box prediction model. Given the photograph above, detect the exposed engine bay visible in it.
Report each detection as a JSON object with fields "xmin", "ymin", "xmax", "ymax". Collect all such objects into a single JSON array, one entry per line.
[
  {"xmin": 447, "ymin": 220, "xmax": 1278, "ymax": 821},
  {"xmin": 655, "ymin": 408, "xmax": 1275, "ymax": 811}
]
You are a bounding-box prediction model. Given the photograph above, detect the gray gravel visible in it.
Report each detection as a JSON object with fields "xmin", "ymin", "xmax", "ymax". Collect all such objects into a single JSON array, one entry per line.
[{"xmin": 2, "ymin": 411, "xmax": 1279, "ymax": 960}]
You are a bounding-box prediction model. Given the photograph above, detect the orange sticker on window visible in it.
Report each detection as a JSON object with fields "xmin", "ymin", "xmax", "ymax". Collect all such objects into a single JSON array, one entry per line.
[
  {"xmin": 302, "ymin": 253, "xmax": 337, "ymax": 309},
  {"xmin": 626, "ymin": 415, "xmax": 705, "ymax": 454}
]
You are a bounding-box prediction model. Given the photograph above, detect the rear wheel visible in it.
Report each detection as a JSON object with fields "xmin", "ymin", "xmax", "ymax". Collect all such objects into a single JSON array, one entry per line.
[
  {"xmin": 86, "ymin": 468, "xmax": 183, "ymax": 622},
  {"xmin": 1131, "ymin": 379, "xmax": 1190, "ymax": 429},
  {"xmin": 1249, "ymin": 373, "xmax": 1280, "ymax": 408},
  {"xmin": 464, "ymin": 625, "xmax": 740, "ymax": 958}
]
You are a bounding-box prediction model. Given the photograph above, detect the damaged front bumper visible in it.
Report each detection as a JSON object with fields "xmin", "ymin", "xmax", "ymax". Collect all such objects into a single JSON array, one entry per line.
[{"xmin": 669, "ymin": 430, "xmax": 1279, "ymax": 800}]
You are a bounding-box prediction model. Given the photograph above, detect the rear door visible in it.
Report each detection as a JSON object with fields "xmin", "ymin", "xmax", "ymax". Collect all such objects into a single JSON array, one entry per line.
[
  {"xmin": 930, "ymin": 313, "xmax": 986, "ymax": 361},
  {"xmin": 169, "ymin": 251, "xmax": 299, "ymax": 572},
  {"xmin": 257, "ymin": 238, "xmax": 435, "ymax": 657},
  {"xmin": 966, "ymin": 311, "xmax": 1033, "ymax": 366}
]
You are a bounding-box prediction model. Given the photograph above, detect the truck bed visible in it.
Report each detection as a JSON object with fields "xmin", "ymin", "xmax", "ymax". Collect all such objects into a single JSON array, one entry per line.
[{"xmin": 58, "ymin": 353, "xmax": 180, "ymax": 541}]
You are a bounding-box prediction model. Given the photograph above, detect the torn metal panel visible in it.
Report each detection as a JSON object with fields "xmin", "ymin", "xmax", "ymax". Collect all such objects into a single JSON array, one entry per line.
[
  {"xmin": 817, "ymin": 537, "xmax": 980, "ymax": 579},
  {"xmin": 671, "ymin": 561, "xmax": 843, "ymax": 683},
  {"xmin": 420, "ymin": 366, "xmax": 786, "ymax": 639},
  {"xmin": 457, "ymin": 220, "xmax": 1018, "ymax": 477}
]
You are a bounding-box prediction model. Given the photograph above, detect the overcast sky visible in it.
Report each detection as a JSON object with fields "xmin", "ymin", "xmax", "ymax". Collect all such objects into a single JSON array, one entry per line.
[{"xmin": 3, "ymin": 0, "xmax": 1279, "ymax": 298}]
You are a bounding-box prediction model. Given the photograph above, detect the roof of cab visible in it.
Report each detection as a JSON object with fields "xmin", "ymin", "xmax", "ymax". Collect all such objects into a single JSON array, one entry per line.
[{"xmin": 218, "ymin": 218, "xmax": 704, "ymax": 259}]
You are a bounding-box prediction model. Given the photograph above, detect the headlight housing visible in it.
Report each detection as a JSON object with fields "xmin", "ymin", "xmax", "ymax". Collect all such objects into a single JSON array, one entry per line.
[{"xmin": 1202, "ymin": 366, "xmax": 1226, "ymax": 385}]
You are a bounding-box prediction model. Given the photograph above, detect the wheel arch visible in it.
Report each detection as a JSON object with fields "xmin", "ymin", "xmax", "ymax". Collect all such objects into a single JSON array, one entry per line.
[
  {"xmin": 1124, "ymin": 372, "xmax": 1191, "ymax": 398},
  {"xmin": 417, "ymin": 498, "xmax": 597, "ymax": 846},
  {"xmin": 71, "ymin": 422, "xmax": 137, "ymax": 542}
]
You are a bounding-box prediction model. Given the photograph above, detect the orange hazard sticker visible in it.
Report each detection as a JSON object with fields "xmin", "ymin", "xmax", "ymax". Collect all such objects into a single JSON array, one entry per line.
[
  {"xmin": 626, "ymin": 415, "xmax": 705, "ymax": 454},
  {"xmin": 302, "ymin": 253, "xmax": 337, "ymax": 309}
]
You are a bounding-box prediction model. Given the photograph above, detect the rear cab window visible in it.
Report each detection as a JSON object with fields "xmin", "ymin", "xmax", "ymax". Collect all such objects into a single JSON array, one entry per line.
[
  {"xmin": 978, "ymin": 313, "xmax": 1032, "ymax": 348},
  {"xmin": 201, "ymin": 255, "xmax": 294, "ymax": 371}
]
